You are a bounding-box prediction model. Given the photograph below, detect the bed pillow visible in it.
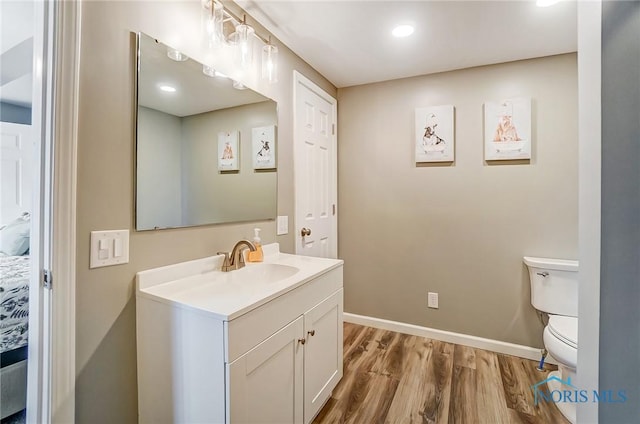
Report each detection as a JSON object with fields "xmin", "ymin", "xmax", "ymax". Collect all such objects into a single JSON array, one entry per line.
[{"xmin": 0, "ymin": 214, "xmax": 30, "ymax": 256}]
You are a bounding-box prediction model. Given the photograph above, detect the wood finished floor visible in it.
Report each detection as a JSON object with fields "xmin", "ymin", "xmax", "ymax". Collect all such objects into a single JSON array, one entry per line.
[{"xmin": 313, "ymin": 323, "xmax": 569, "ymax": 424}]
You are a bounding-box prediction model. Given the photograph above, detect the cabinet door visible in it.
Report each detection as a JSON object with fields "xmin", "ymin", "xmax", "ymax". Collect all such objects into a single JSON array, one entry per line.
[
  {"xmin": 303, "ymin": 289, "xmax": 344, "ymax": 424},
  {"xmin": 228, "ymin": 316, "xmax": 304, "ymax": 424}
]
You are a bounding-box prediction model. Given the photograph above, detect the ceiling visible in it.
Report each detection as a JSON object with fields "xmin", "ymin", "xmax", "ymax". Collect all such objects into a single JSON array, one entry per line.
[
  {"xmin": 0, "ymin": 1, "xmax": 33, "ymax": 107},
  {"xmin": 138, "ymin": 33, "xmax": 270, "ymax": 117},
  {"xmin": 236, "ymin": 0, "xmax": 578, "ymax": 88}
]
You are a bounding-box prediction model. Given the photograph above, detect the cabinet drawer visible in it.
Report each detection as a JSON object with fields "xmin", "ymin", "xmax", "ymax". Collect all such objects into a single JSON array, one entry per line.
[{"xmin": 225, "ymin": 266, "xmax": 342, "ymax": 363}]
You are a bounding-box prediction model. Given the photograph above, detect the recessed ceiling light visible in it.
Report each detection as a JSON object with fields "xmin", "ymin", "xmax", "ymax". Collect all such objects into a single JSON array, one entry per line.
[
  {"xmin": 536, "ymin": 0, "xmax": 560, "ymax": 7},
  {"xmin": 392, "ymin": 25, "xmax": 414, "ymax": 38},
  {"xmin": 159, "ymin": 85, "xmax": 176, "ymax": 92}
]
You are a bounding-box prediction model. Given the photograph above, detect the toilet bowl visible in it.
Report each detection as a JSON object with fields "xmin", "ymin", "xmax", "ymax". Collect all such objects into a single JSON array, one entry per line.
[
  {"xmin": 523, "ymin": 256, "xmax": 578, "ymax": 424},
  {"xmin": 544, "ymin": 315, "xmax": 578, "ymax": 423}
]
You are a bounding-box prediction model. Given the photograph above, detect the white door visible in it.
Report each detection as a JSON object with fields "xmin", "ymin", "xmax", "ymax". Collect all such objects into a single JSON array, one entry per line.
[
  {"xmin": 303, "ymin": 289, "xmax": 343, "ymax": 424},
  {"xmin": 0, "ymin": 122, "xmax": 33, "ymax": 226},
  {"xmin": 227, "ymin": 316, "xmax": 305, "ymax": 424},
  {"xmin": 293, "ymin": 71, "xmax": 337, "ymax": 258}
]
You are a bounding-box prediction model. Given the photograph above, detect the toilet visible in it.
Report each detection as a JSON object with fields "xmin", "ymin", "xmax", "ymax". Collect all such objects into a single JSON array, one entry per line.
[{"xmin": 523, "ymin": 256, "xmax": 578, "ymax": 424}]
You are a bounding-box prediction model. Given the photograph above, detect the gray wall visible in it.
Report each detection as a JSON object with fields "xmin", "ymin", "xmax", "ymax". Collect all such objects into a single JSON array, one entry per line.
[
  {"xmin": 136, "ymin": 106, "xmax": 183, "ymax": 229},
  {"xmin": 338, "ymin": 54, "xmax": 578, "ymax": 347},
  {"xmin": 181, "ymin": 101, "xmax": 277, "ymax": 225},
  {"xmin": 75, "ymin": 2, "xmax": 335, "ymax": 422},
  {"xmin": 600, "ymin": 1, "xmax": 640, "ymax": 422}
]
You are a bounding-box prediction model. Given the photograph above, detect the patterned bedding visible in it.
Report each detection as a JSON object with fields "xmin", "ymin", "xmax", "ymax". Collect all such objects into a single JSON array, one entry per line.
[{"xmin": 0, "ymin": 255, "xmax": 30, "ymax": 354}]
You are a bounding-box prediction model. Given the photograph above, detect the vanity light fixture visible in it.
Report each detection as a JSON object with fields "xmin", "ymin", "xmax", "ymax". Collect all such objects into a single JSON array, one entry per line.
[
  {"xmin": 262, "ymin": 37, "xmax": 278, "ymax": 84},
  {"xmin": 159, "ymin": 85, "xmax": 177, "ymax": 92},
  {"xmin": 200, "ymin": 1, "xmax": 279, "ymax": 84},
  {"xmin": 166, "ymin": 48, "xmax": 189, "ymax": 62},
  {"xmin": 201, "ymin": 0, "xmax": 224, "ymax": 49},
  {"xmin": 392, "ymin": 24, "xmax": 415, "ymax": 38},
  {"xmin": 232, "ymin": 15, "xmax": 256, "ymax": 70}
]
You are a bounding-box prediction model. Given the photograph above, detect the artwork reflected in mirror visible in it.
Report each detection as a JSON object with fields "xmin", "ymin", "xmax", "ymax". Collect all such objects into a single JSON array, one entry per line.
[
  {"xmin": 135, "ymin": 32, "xmax": 277, "ymax": 230},
  {"xmin": 252, "ymin": 125, "xmax": 276, "ymax": 170}
]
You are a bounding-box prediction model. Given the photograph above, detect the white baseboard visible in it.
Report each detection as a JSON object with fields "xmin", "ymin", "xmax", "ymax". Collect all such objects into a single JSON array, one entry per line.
[{"xmin": 343, "ymin": 313, "xmax": 557, "ymax": 365}]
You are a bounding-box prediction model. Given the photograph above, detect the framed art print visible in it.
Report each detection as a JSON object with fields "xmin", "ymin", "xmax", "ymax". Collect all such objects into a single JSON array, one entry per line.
[
  {"xmin": 415, "ymin": 105, "xmax": 455, "ymax": 163},
  {"xmin": 484, "ymin": 97, "xmax": 531, "ymax": 161},
  {"xmin": 252, "ymin": 125, "xmax": 276, "ymax": 169},
  {"xmin": 218, "ymin": 130, "xmax": 239, "ymax": 171}
]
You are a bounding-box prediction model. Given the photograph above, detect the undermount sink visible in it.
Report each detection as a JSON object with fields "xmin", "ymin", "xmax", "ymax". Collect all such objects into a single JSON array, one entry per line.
[{"xmin": 231, "ymin": 263, "xmax": 299, "ymax": 284}]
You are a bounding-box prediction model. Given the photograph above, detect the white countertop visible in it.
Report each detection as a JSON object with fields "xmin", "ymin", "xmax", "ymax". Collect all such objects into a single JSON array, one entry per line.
[{"xmin": 136, "ymin": 243, "xmax": 343, "ymax": 321}]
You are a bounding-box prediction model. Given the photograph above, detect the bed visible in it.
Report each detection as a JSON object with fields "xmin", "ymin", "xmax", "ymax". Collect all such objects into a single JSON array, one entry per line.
[{"xmin": 0, "ymin": 219, "xmax": 30, "ymax": 420}]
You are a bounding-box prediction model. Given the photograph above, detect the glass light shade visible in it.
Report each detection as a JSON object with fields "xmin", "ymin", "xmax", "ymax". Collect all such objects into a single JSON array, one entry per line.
[
  {"xmin": 167, "ymin": 48, "xmax": 188, "ymax": 62},
  {"xmin": 201, "ymin": 0, "xmax": 224, "ymax": 49},
  {"xmin": 233, "ymin": 23, "xmax": 255, "ymax": 69},
  {"xmin": 202, "ymin": 65, "xmax": 216, "ymax": 77},
  {"xmin": 232, "ymin": 80, "xmax": 247, "ymax": 90},
  {"xmin": 261, "ymin": 43, "xmax": 278, "ymax": 84}
]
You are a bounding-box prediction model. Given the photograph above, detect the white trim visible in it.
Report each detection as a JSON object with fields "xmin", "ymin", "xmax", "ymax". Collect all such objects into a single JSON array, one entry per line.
[
  {"xmin": 344, "ymin": 313, "xmax": 556, "ymax": 365},
  {"xmin": 292, "ymin": 71, "xmax": 338, "ymax": 258},
  {"xmin": 49, "ymin": 1, "xmax": 80, "ymax": 422},
  {"xmin": 577, "ymin": 1, "xmax": 601, "ymax": 422},
  {"xmin": 27, "ymin": 0, "xmax": 55, "ymax": 421}
]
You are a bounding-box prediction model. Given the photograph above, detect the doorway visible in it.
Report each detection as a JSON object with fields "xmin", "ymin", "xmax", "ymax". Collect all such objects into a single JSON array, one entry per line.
[{"xmin": 0, "ymin": 0, "xmax": 62, "ymax": 422}]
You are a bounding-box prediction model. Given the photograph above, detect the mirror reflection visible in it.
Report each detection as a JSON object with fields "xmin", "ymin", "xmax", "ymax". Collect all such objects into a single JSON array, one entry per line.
[{"xmin": 135, "ymin": 32, "xmax": 277, "ymax": 231}]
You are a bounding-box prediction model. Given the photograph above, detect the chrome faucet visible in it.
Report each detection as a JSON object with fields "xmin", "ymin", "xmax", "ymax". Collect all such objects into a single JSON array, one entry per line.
[{"xmin": 218, "ymin": 240, "xmax": 256, "ymax": 272}]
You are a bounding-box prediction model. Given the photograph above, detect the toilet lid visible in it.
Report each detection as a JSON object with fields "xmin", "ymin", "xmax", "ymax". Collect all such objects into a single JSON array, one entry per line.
[{"xmin": 548, "ymin": 315, "xmax": 578, "ymax": 349}]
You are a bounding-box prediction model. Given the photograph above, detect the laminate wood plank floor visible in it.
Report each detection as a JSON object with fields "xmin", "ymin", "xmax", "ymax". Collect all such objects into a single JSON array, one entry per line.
[{"xmin": 313, "ymin": 323, "xmax": 569, "ymax": 424}]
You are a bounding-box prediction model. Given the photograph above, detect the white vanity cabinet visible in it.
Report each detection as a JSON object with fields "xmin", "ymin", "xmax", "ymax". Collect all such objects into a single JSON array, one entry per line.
[
  {"xmin": 228, "ymin": 289, "xmax": 343, "ymax": 424},
  {"xmin": 136, "ymin": 247, "xmax": 343, "ymax": 424}
]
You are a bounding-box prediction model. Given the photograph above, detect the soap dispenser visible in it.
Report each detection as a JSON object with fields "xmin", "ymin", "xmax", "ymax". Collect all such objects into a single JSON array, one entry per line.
[{"xmin": 248, "ymin": 228, "xmax": 263, "ymax": 262}]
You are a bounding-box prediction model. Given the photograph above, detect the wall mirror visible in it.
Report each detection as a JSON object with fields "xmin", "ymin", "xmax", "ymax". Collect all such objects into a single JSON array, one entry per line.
[{"xmin": 135, "ymin": 32, "xmax": 277, "ymax": 231}]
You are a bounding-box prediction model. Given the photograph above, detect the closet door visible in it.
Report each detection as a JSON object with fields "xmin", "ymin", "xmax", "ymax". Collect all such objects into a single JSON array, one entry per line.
[{"xmin": 227, "ymin": 316, "xmax": 304, "ymax": 424}]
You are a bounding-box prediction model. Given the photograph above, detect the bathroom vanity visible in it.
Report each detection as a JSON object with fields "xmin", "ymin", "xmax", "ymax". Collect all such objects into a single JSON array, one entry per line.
[{"xmin": 136, "ymin": 244, "xmax": 344, "ymax": 424}]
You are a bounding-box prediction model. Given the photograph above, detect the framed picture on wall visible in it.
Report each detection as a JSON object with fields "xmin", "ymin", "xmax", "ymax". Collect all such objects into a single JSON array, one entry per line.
[
  {"xmin": 251, "ymin": 125, "xmax": 276, "ymax": 169},
  {"xmin": 484, "ymin": 97, "xmax": 531, "ymax": 161},
  {"xmin": 415, "ymin": 105, "xmax": 455, "ymax": 163},
  {"xmin": 218, "ymin": 130, "xmax": 239, "ymax": 171}
]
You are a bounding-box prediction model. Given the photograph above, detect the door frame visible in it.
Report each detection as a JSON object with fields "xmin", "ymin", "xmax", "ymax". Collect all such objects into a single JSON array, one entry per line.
[
  {"xmin": 576, "ymin": 1, "xmax": 601, "ymax": 422},
  {"xmin": 50, "ymin": 0, "xmax": 80, "ymax": 422},
  {"xmin": 292, "ymin": 71, "xmax": 338, "ymax": 258},
  {"xmin": 26, "ymin": 1, "xmax": 80, "ymax": 423},
  {"xmin": 26, "ymin": 1, "xmax": 54, "ymax": 421}
]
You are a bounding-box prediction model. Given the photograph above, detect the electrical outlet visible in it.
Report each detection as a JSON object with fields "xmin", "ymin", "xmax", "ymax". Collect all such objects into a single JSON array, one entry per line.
[{"xmin": 428, "ymin": 292, "xmax": 439, "ymax": 309}]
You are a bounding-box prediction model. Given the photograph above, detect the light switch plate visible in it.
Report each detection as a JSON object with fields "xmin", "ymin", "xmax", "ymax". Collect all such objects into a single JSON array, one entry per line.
[
  {"xmin": 90, "ymin": 230, "xmax": 130, "ymax": 268},
  {"xmin": 276, "ymin": 216, "xmax": 289, "ymax": 235}
]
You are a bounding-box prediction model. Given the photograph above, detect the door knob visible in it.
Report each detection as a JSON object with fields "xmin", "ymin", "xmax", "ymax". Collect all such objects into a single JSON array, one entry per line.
[
  {"xmin": 307, "ymin": 330, "xmax": 315, "ymax": 337},
  {"xmin": 297, "ymin": 338, "xmax": 306, "ymax": 345},
  {"xmin": 301, "ymin": 228, "xmax": 311, "ymax": 237}
]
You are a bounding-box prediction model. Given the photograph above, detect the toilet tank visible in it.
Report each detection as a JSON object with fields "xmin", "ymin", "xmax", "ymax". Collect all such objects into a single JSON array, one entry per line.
[{"xmin": 523, "ymin": 256, "xmax": 579, "ymax": 317}]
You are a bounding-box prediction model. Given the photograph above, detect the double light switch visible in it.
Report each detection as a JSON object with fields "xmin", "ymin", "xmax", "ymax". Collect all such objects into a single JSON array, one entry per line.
[{"xmin": 90, "ymin": 230, "xmax": 130, "ymax": 268}]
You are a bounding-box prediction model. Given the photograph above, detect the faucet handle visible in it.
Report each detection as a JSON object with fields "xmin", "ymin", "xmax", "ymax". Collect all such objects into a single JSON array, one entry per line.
[{"xmin": 217, "ymin": 252, "xmax": 232, "ymax": 272}]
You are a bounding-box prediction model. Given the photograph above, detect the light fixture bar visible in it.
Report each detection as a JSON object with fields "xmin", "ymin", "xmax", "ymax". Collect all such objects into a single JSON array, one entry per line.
[{"xmin": 215, "ymin": 3, "xmax": 270, "ymax": 45}]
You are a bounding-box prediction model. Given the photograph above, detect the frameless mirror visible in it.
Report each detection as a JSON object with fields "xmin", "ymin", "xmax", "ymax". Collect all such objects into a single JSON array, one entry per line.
[{"xmin": 135, "ymin": 32, "xmax": 277, "ymax": 230}]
